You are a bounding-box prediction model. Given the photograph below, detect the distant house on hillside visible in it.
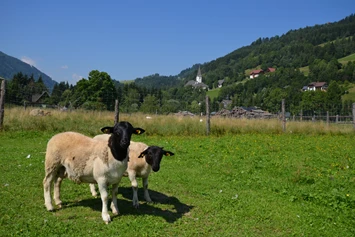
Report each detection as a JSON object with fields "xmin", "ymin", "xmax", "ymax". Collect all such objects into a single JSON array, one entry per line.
[
  {"xmin": 249, "ymin": 69, "xmax": 264, "ymax": 79},
  {"xmin": 218, "ymin": 79, "xmax": 224, "ymax": 88},
  {"xmin": 249, "ymin": 68, "xmax": 276, "ymax": 79},
  {"xmin": 32, "ymin": 91, "xmax": 50, "ymax": 104},
  {"xmin": 266, "ymin": 67, "xmax": 276, "ymax": 73},
  {"xmin": 302, "ymin": 82, "xmax": 328, "ymax": 91},
  {"xmin": 185, "ymin": 66, "xmax": 208, "ymax": 90}
]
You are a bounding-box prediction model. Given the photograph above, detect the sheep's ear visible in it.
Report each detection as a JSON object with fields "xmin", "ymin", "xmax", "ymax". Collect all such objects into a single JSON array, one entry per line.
[
  {"xmin": 138, "ymin": 151, "xmax": 146, "ymax": 158},
  {"xmin": 101, "ymin": 127, "xmax": 114, "ymax": 134},
  {"xmin": 138, "ymin": 147, "xmax": 149, "ymax": 158},
  {"xmin": 163, "ymin": 150, "xmax": 174, "ymax": 157},
  {"xmin": 134, "ymin": 128, "xmax": 145, "ymax": 135}
]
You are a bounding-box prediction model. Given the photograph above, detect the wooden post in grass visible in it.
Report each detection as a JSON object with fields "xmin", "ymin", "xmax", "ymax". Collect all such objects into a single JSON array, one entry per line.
[
  {"xmin": 281, "ymin": 99, "xmax": 286, "ymax": 132},
  {"xmin": 114, "ymin": 99, "xmax": 119, "ymax": 124},
  {"xmin": 352, "ymin": 103, "xmax": 355, "ymax": 129},
  {"xmin": 0, "ymin": 79, "xmax": 6, "ymax": 130},
  {"xmin": 206, "ymin": 96, "xmax": 210, "ymax": 135},
  {"xmin": 326, "ymin": 111, "xmax": 329, "ymax": 125}
]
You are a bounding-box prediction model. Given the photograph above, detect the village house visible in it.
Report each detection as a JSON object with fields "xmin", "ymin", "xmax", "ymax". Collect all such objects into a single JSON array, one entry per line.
[
  {"xmin": 302, "ymin": 82, "xmax": 328, "ymax": 91},
  {"xmin": 218, "ymin": 79, "xmax": 224, "ymax": 88},
  {"xmin": 249, "ymin": 68, "xmax": 276, "ymax": 79},
  {"xmin": 31, "ymin": 91, "xmax": 50, "ymax": 104}
]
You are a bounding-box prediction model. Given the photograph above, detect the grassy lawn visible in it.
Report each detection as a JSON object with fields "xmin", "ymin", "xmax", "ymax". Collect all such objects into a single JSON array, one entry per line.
[
  {"xmin": 0, "ymin": 109, "xmax": 355, "ymax": 236},
  {"xmin": 342, "ymin": 83, "xmax": 355, "ymax": 101},
  {"xmin": 206, "ymin": 88, "xmax": 220, "ymax": 101},
  {"xmin": 339, "ymin": 53, "xmax": 355, "ymax": 64}
]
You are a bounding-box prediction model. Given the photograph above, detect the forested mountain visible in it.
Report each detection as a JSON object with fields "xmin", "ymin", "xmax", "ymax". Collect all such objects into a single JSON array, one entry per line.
[
  {"xmin": 134, "ymin": 14, "xmax": 355, "ymax": 89},
  {"xmin": 134, "ymin": 73, "xmax": 182, "ymax": 89},
  {"xmin": 133, "ymin": 64, "xmax": 202, "ymax": 89},
  {"xmin": 0, "ymin": 51, "xmax": 57, "ymax": 91}
]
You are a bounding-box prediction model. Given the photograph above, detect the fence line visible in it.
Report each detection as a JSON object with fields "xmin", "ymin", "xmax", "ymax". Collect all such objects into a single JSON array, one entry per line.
[
  {"xmin": 0, "ymin": 79, "xmax": 6, "ymax": 129},
  {"xmin": 203, "ymin": 98, "xmax": 355, "ymax": 135}
]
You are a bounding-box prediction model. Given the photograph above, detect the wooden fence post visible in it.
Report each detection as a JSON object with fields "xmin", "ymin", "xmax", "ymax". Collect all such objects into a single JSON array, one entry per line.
[
  {"xmin": 114, "ymin": 99, "xmax": 119, "ymax": 124},
  {"xmin": 352, "ymin": 103, "xmax": 355, "ymax": 129},
  {"xmin": 326, "ymin": 111, "xmax": 329, "ymax": 126},
  {"xmin": 281, "ymin": 99, "xmax": 286, "ymax": 132},
  {"xmin": 206, "ymin": 96, "xmax": 210, "ymax": 136},
  {"xmin": 0, "ymin": 79, "xmax": 6, "ymax": 130}
]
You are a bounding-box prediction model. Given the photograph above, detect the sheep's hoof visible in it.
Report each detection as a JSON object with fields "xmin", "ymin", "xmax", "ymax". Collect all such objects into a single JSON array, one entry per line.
[
  {"xmin": 102, "ymin": 214, "xmax": 111, "ymax": 224},
  {"xmin": 45, "ymin": 204, "xmax": 54, "ymax": 212}
]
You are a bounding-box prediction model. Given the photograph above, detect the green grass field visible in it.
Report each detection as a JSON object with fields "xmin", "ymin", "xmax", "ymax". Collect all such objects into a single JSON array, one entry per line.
[
  {"xmin": 339, "ymin": 53, "xmax": 355, "ymax": 64},
  {"xmin": 1, "ymin": 108, "xmax": 355, "ymax": 236},
  {"xmin": 206, "ymin": 88, "xmax": 220, "ymax": 101}
]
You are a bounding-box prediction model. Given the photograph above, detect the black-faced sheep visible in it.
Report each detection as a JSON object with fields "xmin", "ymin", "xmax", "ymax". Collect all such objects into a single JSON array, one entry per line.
[
  {"xmin": 43, "ymin": 121, "xmax": 145, "ymax": 224},
  {"xmin": 90, "ymin": 134, "xmax": 174, "ymax": 208}
]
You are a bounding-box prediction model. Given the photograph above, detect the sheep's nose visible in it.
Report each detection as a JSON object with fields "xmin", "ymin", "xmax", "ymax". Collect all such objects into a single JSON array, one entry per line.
[{"xmin": 121, "ymin": 139, "xmax": 129, "ymax": 146}]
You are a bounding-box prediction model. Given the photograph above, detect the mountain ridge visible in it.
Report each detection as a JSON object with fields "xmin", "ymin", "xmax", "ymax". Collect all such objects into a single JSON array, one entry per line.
[{"xmin": 0, "ymin": 51, "xmax": 57, "ymax": 91}]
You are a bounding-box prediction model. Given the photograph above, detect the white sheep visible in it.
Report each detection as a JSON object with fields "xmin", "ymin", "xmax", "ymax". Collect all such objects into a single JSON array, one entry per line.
[
  {"xmin": 43, "ymin": 121, "xmax": 145, "ymax": 224},
  {"xmin": 90, "ymin": 134, "xmax": 174, "ymax": 208}
]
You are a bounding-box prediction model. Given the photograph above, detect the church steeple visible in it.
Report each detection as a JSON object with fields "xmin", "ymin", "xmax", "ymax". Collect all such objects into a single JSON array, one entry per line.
[{"xmin": 196, "ymin": 66, "xmax": 202, "ymax": 83}]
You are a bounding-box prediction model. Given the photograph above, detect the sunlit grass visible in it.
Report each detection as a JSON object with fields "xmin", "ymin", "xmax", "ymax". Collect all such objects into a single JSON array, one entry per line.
[
  {"xmin": 1, "ymin": 131, "xmax": 355, "ymax": 236},
  {"xmin": 2, "ymin": 107, "xmax": 355, "ymax": 136},
  {"xmin": 339, "ymin": 52, "xmax": 355, "ymax": 64}
]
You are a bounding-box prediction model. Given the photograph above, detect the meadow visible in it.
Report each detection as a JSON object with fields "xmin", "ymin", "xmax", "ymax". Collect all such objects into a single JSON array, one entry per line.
[{"xmin": 1, "ymin": 107, "xmax": 355, "ymax": 236}]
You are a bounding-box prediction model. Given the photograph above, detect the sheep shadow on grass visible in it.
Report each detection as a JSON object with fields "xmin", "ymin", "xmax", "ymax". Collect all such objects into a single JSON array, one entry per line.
[{"xmin": 63, "ymin": 187, "xmax": 193, "ymax": 223}]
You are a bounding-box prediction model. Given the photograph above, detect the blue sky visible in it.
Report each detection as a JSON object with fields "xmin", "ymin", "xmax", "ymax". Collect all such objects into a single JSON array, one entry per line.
[{"xmin": 1, "ymin": 1, "xmax": 354, "ymax": 86}]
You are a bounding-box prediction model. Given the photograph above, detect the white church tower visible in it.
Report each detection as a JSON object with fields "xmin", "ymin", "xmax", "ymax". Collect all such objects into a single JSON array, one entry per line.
[{"xmin": 196, "ymin": 66, "xmax": 202, "ymax": 83}]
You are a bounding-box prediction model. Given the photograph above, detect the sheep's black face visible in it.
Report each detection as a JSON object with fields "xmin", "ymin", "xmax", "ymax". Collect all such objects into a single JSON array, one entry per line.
[
  {"xmin": 100, "ymin": 122, "xmax": 145, "ymax": 160},
  {"xmin": 140, "ymin": 146, "xmax": 174, "ymax": 172},
  {"xmin": 114, "ymin": 122, "xmax": 135, "ymax": 148}
]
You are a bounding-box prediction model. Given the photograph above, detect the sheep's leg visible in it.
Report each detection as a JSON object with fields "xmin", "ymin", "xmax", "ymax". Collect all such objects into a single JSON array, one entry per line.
[
  {"xmin": 53, "ymin": 167, "xmax": 66, "ymax": 208},
  {"xmin": 43, "ymin": 171, "xmax": 55, "ymax": 211},
  {"xmin": 142, "ymin": 177, "xmax": 152, "ymax": 203},
  {"xmin": 89, "ymin": 184, "xmax": 98, "ymax": 197},
  {"xmin": 128, "ymin": 172, "xmax": 139, "ymax": 208},
  {"xmin": 110, "ymin": 183, "xmax": 120, "ymax": 215},
  {"xmin": 97, "ymin": 181, "xmax": 111, "ymax": 224}
]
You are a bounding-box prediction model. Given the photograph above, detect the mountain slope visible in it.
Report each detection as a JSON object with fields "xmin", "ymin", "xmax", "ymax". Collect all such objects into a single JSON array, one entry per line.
[
  {"xmin": 134, "ymin": 14, "xmax": 355, "ymax": 89},
  {"xmin": 0, "ymin": 51, "xmax": 57, "ymax": 91}
]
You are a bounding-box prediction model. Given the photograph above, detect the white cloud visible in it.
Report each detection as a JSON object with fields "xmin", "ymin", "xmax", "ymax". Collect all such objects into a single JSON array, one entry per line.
[
  {"xmin": 72, "ymin": 73, "xmax": 83, "ymax": 82},
  {"xmin": 61, "ymin": 65, "xmax": 68, "ymax": 69},
  {"xmin": 21, "ymin": 56, "xmax": 36, "ymax": 67}
]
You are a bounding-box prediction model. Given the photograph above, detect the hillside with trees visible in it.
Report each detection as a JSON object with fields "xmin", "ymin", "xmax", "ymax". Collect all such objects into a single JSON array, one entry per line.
[
  {"xmin": 3, "ymin": 14, "xmax": 355, "ymax": 116},
  {"xmin": 0, "ymin": 51, "xmax": 57, "ymax": 91}
]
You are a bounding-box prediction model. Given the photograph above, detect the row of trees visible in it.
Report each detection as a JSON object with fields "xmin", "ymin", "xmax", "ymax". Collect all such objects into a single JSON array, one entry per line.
[
  {"xmin": 5, "ymin": 67, "xmax": 352, "ymax": 116},
  {"xmin": 5, "ymin": 72, "xmax": 49, "ymax": 105},
  {"xmin": 5, "ymin": 70, "xmax": 209, "ymax": 114}
]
